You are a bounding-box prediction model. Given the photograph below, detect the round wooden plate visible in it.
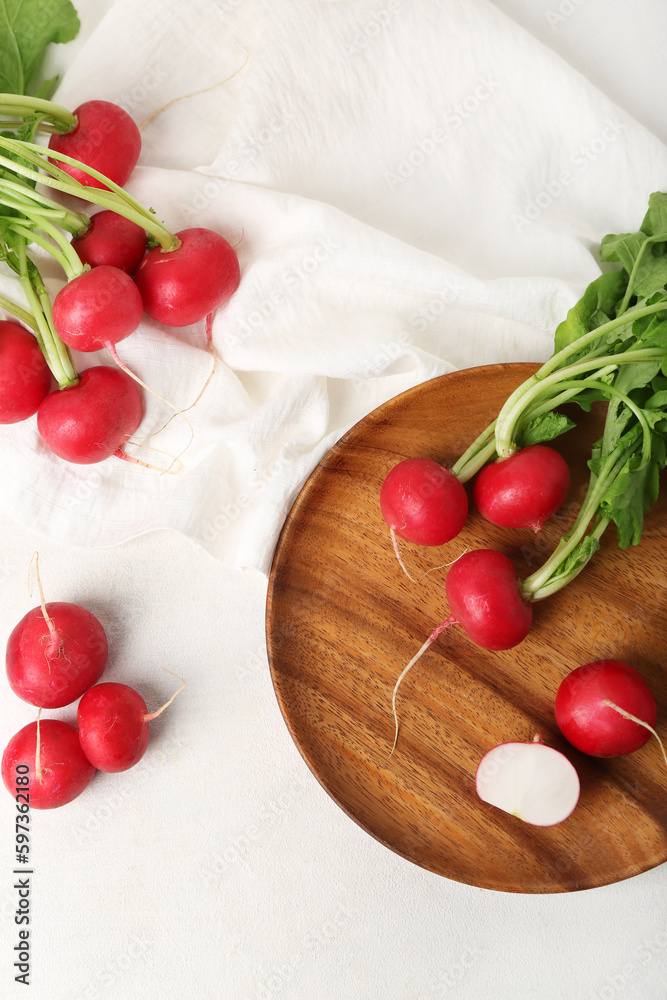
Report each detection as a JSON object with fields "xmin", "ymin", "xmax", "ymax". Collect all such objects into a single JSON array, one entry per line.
[{"xmin": 265, "ymin": 363, "xmax": 667, "ymax": 893}]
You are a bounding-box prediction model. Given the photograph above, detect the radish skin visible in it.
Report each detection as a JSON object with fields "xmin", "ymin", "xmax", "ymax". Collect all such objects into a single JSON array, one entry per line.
[
  {"xmin": 473, "ymin": 445, "xmax": 571, "ymax": 531},
  {"xmin": 48, "ymin": 101, "xmax": 141, "ymax": 190},
  {"xmin": 0, "ymin": 320, "xmax": 52, "ymax": 422},
  {"xmin": 555, "ymin": 660, "xmax": 658, "ymax": 757},
  {"xmin": 37, "ymin": 365, "xmax": 143, "ymax": 464},
  {"xmin": 380, "ymin": 457, "xmax": 468, "ymax": 547},
  {"xmin": 77, "ymin": 674, "xmax": 186, "ymax": 772},
  {"xmin": 134, "ymin": 227, "xmax": 241, "ymax": 327},
  {"xmin": 71, "ymin": 211, "xmax": 147, "ymax": 274},
  {"xmin": 1, "ymin": 720, "xmax": 96, "ymax": 809},
  {"xmin": 6, "ymin": 601, "xmax": 108, "ymax": 708}
]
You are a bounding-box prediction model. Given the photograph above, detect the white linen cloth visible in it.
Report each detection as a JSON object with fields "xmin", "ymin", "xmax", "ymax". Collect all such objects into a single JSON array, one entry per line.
[{"xmin": 1, "ymin": 0, "xmax": 665, "ymax": 573}]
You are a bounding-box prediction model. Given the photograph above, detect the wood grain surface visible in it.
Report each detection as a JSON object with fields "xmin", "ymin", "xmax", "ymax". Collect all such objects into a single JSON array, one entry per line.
[{"xmin": 265, "ymin": 363, "xmax": 667, "ymax": 893}]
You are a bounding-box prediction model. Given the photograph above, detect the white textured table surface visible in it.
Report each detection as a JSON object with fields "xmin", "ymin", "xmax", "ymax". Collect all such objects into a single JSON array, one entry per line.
[{"xmin": 1, "ymin": 3, "xmax": 666, "ymax": 1000}]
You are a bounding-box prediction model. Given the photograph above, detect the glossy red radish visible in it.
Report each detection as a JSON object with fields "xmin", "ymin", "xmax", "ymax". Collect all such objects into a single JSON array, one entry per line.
[
  {"xmin": 0, "ymin": 320, "xmax": 52, "ymax": 422},
  {"xmin": 6, "ymin": 600, "xmax": 108, "ymax": 709},
  {"xmin": 77, "ymin": 676, "xmax": 186, "ymax": 772},
  {"xmin": 71, "ymin": 210, "xmax": 147, "ymax": 274},
  {"xmin": 554, "ymin": 660, "xmax": 661, "ymax": 758},
  {"xmin": 390, "ymin": 549, "xmax": 532, "ymax": 754},
  {"xmin": 37, "ymin": 365, "xmax": 143, "ymax": 464},
  {"xmin": 445, "ymin": 548, "xmax": 533, "ymax": 651},
  {"xmin": 52, "ymin": 265, "xmax": 144, "ymax": 352},
  {"xmin": 380, "ymin": 457, "xmax": 468, "ymax": 546},
  {"xmin": 48, "ymin": 100, "xmax": 141, "ymax": 190},
  {"xmin": 473, "ymin": 445, "xmax": 571, "ymax": 531},
  {"xmin": 134, "ymin": 227, "xmax": 241, "ymax": 327},
  {"xmin": 476, "ymin": 737, "xmax": 580, "ymax": 826},
  {"xmin": 2, "ymin": 719, "xmax": 96, "ymax": 809}
]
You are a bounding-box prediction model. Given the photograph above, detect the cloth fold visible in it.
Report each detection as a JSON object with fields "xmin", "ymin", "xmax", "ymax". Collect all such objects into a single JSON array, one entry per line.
[{"xmin": 1, "ymin": 0, "xmax": 665, "ymax": 573}]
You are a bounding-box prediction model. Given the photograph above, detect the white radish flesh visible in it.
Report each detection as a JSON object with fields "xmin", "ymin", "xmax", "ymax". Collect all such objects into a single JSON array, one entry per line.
[{"xmin": 475, "ymin": 739, "xmax": 580, "ymax": 827}]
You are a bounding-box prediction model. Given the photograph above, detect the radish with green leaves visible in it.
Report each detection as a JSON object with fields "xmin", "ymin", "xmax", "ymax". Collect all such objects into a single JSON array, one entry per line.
[
  {"xmin": 37, "ymin": 365, "xmax": 143, "ymax": 464},
  {"xmin": 380, "ymin": 457, "xmax": 468, "ymax": 576},
  {"xmin": 52, "ymin": 264, "xmax": 144, "ymax": 352},
  {"xmin": 472, "ymin": 444, "xmax": 571, "ymax": 531},
  {"xmin": 71, "ymin": 210, "xmax": 147, "ymax": 273},
  {"xmin": 134, "ymin": 227, "xmax": 241, "ymax": 327},
  {"xmin": 47, "ymin": 100, "xmax": 142, "ymax": 190},
  {"xmin": 389, "ymin": 193, "xmax": 667, "ymax": 755}
]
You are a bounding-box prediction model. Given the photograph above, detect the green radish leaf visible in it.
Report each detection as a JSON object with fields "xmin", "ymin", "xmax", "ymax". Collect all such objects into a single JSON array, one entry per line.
[
  {"xmin": 516, "ymin": 411, "xmax": 576, "ymax": 447},
  {"xmin": 645, "ymin": 389, "xmax": 667, "ymax": 409},
  {"xmin": 640, "ymin": 191, "xmax": 667, "ymax": 239},
  {"xmin": 553, "ymin": 270, "xmax": 627, "ymax": 354},
  {"xmin": 601, "ymin": 195, "xmax": 667, "ymax": 300},
  {"xmin": 33, "ymin": 74, "xmax": 60, "ymax": 100},
  {"xmin": 600, "ymin": 232, "xmax": 647, "ymax": 278},
  {"xmin": 599, "ymin": 456, "xmax": 659, "ymax": 548},
  {"xmin": 601, "ymin": 234, "xmax": 667, "ymax": 300},
  {"xmin": 0, "ymin": 0, "xmax": 80, "ymax": 96}
]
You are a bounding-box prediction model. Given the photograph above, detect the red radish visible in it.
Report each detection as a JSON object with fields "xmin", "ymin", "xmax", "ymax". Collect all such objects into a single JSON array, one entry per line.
[
  {"xmin": 476, "ymin": 737, "xmax": 580, "ymax": 826},
  {"xmin": 37, "ymin": 365, "xmax": 143, "ymax": 464},
  {"xmin": 77, "ymin": 683, "xmax": 150, "ymax": 772},
  {"xmin": 71, "ymin": 211, "xmax": 147, "ymax": 274},
  {"xmin": 380, "ymin": 457, "xmax": 468, "ymax": 546},
  {"xmin": 473, "ymin": 445, "xmax": 571, "ymax": 531},
  {"xmin": 2, "ymin": 719, "xmax": 96, "ymax": 809},
  {"xmin": 52, "ymin": 265, "xmax": 144, "ymax": 352},
  {"xmin": 555, "ymin": 660, "xmax": 659, "ymax": 757},
  {"xmin": 445, "ymin": 549, "xmax": 533, "ymax": 651},
  {"xmin": 134, "ymin": 227, "xmax": 241, "ymax": 327},
  {"xmin": 0, "ymin": 321, "xmax": 52, "ymax": 422},
  {"xmin": 48, "ymin": 100, "xmax": 141, "ymax": 190},
  {"xmin": 77, "ymin": 676, "xmax": 186, "ymax": 772},
  {"xmin": 390, "ymin": 549, "xmax": 532, "ymax": 754},
  {"xmin": 6, "ymin": 601, "xmax": 108, "ymax": 709}
]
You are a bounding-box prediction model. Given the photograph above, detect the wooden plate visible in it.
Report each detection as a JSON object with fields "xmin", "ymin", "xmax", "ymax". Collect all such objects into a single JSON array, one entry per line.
[{"xmin": 265, "ymin": 363, "xmax": 667, "ymax": 893}]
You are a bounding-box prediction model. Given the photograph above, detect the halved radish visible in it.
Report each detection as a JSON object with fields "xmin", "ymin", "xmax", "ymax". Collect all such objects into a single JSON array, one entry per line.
[{"xmin": 475, "ymin": 738, "xmax": 580, "ymax": 827}]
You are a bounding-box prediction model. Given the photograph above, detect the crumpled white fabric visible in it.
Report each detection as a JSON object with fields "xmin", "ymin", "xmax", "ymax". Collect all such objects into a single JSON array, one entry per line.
[{"xmin": 1, "ymin": 0, "xmax": 665, "ymax": 573}]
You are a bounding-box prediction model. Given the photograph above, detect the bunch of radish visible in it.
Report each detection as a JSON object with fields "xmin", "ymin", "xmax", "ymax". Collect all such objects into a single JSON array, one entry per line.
[
  {"xmin": 381, "ymin": 192, "xmax": 667, "ymax": 824},
  {"xmin": 0, "ymin": 94, "xmax": 242, "ymax": 466},
  {"xmin": 1, "ymin": 559, "xmax": 184, "ymax": 808}
]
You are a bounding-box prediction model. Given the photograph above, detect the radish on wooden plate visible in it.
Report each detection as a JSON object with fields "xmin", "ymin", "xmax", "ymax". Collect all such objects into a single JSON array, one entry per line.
[
  {"xmin": 472, "ymin": 444, "xmax": 571, "ymax": 531},
  {"xmin": 554, "ymin": 659, "xmax": 664, "ymax": 759},
  {"xmin": 389, "ymin": 548, "xmax": 533, "ymax": 754},
  {"xmin": 379, "ymin": 457, "xmax": 468, "ymax": 580},
  {"xmin": 380, "ymin": 458, "xmax": 468, "ymax": 546},
  {"xmin": 1, "ymin": 719, "xmax": 96, "ymax": 809},
  {"xmin": 475, "ymin": 736, "xmax": 580, "ymax": 827}
]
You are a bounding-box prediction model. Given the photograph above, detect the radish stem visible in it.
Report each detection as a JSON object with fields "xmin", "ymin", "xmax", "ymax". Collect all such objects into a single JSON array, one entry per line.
[
  {"xmin": 142, "ymin": 668, "xmax": 187, "ymax": 721},
  {"xmin": 602, "ymin": 700, "xmax": 667, "ymax": 768}
]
